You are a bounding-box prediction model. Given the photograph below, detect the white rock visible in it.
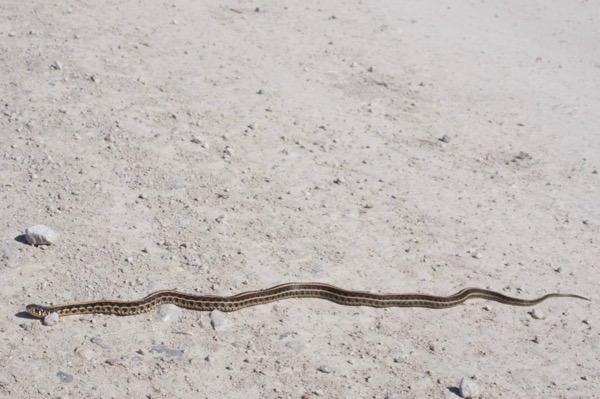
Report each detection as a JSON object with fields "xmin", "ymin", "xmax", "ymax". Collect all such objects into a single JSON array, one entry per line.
[
  {"xmin": 0, "ymin": 243, "xmax": 14, "ymax": 259},
  {"xmin": 317, "ymin": 365, "xmax": 332, "ymax": 373},
  {"xmin": 43, "ymin": 312, "xmax": 59, "ymax": 326},
  {"xmin": 25, "ymin": 224, "xmax": 59, "ymax": 245},
  {"xmin": 155, "ymin": 304, "xmax": 182, "ymax": 322},
  {"xmin": 75, "ymin": 348, "xmax": 96, "ymax": 360},
  {"xmin": 210, "ymin": 310, "xmax": 231, "ymax": 331},
  {"xmin": 393, "ymin": 355, "xmax": 407, "ymax": 363},
  {"xmin": 51, "ymin": 60, "xmax": 63, "ymax": 70},
  {"xmin": 530, "ymin": 309, "xmax": 545, "ymax": 320},
  {"xmin": 285, "ymin": 340, "xmax": 308, "ymax": 351},
  {"xmin": 191, "ymin": 136, "xmax": 209, "ymax": 148},
  {"xmin": 459, "ymin": 377, "xmax": 480, "ymax": 398},
  {"xmin": 439, "ymin": 134, "xmax": 451, "ymax": 143}
]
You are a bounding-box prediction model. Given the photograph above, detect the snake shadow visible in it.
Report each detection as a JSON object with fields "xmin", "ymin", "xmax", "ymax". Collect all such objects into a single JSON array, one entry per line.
[
  {"xmin": 14, "ymin": 234, "xmax": 29, "ymax": 245},
  {"xmin": 16, "ymin": 311, "xmax": 38, "ymax": 319}
]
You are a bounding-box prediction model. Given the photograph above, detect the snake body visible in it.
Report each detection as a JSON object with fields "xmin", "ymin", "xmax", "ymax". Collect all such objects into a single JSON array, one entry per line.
[{"xmin": 25, "ymin": 282, "xmax": 589, "ymax": 318}]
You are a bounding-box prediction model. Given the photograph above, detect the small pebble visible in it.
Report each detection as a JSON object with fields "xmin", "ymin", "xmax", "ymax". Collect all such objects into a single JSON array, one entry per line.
[
  {"xmin": 25, "ymin": 224, "xmax": 59, "ymax": 245},
  {"xmin": 155, "ymin": 304, "xmax": 182, "ymax": 322},
  {"xmin": 317, "ymin": 365, "xmax": 332, "ymax": 374},
  {"xmin": 215, "ymin": 214, "xmax": 226, "ymax": 223},
  {"xmin": 439, "ymin": 134, "xmax": 451, "ymax": 143},
  {"xmin": 285, "ymin": 340, "xmax": 308, "ymax": 352},
  {"xmin": 150, "ymin": 344, "xmax": 183, "ymax": 358},
  {"xmin": 530, "ymin": 309, "xmax": 545, "ymax": 320},
  {"xmin": 51, "ymin": 60, "xmax": 63, "ymax": 70},
  {"xmin": 191, "ymin": 136, "xmax": 209, "ymax": 148},
  {"xmin": 90, "ymin": 337, "xmax": 108, "ymax": 349},
  {"xmin": 459, "ymin": 377, "xmax": 480, "ymax": 398},
  {"xmin": 56, "ymin": 371, "xmax": 73, "ymax": 383},
  {"xmin": 43, "ymin": 312, "xmax": 60, "ymax": 326},
  {"xmin": 514, "ymin": 151, "xmax": 532, "ymax": 161},
  {"xmin": 75, "ymin": 348, "xmax": 96, "ymax": 361},
  {"xmin": 472, "ymin": 252, "xmax": 483, "ymax": 259},
  {"xmin": 0, "ymin": 243, "xmax": 14, "ymax": 260},
  {"xmin": 0, "ymin": 373, "xmax": 10, "ymax": 390},
  {"xmin": 175, "ymin": 329, "xmax": 195, "ymax": 336},
  {"xmin": 210, "ymin": 310, "xmax": 231, "ymax": 331}
]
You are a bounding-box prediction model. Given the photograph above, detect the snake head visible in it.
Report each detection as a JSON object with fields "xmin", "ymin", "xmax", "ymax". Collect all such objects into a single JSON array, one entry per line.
[{"xmin": 25, "ymin": 304, "xmax": 52, "ymax": 319}]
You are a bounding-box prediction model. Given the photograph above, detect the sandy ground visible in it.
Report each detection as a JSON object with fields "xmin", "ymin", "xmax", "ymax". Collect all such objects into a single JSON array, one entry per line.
[{"xmin": 1, "ymin": 1, "xmax": 599, "ymax": 398}]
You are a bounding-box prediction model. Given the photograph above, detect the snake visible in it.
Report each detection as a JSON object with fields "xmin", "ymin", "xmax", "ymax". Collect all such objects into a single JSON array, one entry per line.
[{"xmin": 25, "ymin": 282, "xmax": 589, "ymax": 319}]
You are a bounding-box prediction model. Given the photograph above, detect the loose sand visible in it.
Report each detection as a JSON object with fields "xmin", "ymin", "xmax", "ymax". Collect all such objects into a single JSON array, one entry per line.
[{"xmin": 1, "ymin": 1, "xmax": 598, "ymax": 398}]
